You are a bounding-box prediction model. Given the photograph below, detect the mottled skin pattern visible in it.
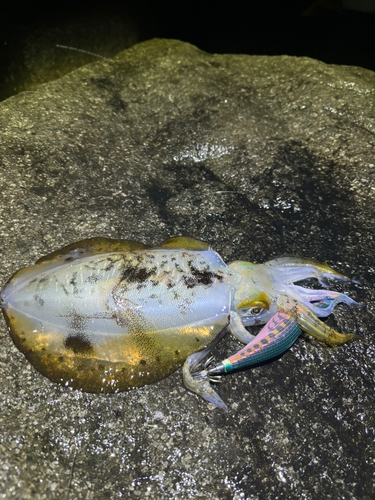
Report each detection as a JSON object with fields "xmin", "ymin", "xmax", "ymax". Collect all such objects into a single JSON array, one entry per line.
[
  {"xmin": 1, "ymin": 237, "xmax": 364, "ymax": 411},
  {"xmin": 191, "ymin": 259, "xmax": 364, "ymax": 410},
  {"xmin": 1, "ymin": 237, "xmax": 237, "ymax": 393}
]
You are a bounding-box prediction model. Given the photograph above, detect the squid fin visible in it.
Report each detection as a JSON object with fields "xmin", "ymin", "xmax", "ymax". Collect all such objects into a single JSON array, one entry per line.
[
  {"xmin": 37, "ymin": 237, "xmax": 150, "ymax": 265},
  {"xmin": 158, "ymin": 236, "xmax": 210, "ymax": 250}
]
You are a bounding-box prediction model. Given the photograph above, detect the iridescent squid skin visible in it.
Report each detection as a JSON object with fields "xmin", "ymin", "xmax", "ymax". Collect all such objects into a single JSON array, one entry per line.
[{"xmin": 1, "ymin": 236, "xmax": 364, "ymax": 412}]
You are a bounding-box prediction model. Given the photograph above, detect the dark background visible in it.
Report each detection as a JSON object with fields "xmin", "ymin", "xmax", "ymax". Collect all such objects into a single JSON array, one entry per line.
[{"xmin": 1, "ymin": 0, "xmax": 375, "ymax": 72}]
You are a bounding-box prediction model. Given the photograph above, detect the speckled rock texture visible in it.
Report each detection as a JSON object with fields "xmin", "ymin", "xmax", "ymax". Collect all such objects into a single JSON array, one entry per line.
[{"xmin": 0, "ymin": 39, "xmax": 374, "ymax": 499}]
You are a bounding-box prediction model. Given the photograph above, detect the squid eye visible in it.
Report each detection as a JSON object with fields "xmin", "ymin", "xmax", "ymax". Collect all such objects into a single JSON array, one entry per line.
[{"xmin": 250, "ymin": 307, "xmax": 262, "ymax": 316}]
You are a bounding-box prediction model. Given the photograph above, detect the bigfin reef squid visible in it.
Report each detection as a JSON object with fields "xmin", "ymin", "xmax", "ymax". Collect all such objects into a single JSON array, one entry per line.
[{"xmin": 1, "ymin": 236, "xmax": 364, "ymax": 412}]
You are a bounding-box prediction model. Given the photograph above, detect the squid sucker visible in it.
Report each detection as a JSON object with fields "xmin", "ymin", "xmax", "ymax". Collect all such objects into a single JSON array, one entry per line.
[{"xmin": 1, "ymin": 236, "xmax": 364, "ymax": 411}]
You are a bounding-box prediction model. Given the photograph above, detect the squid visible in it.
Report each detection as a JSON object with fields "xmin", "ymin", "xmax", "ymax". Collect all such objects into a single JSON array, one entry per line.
[{"xmin": 1, "ymin": 236, "xmax": 364, "ymax": 411}]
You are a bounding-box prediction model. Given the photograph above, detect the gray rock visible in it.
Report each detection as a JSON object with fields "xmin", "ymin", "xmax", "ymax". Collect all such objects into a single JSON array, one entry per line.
[{"xmin": 0, "ymin": 39, "xmax": 374, "ymax": 499}]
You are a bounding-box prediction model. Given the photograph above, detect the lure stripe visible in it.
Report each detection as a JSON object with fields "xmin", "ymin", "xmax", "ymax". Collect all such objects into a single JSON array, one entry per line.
[{"xmin": 222, "ymin": 312, "xmax": 302, "ymax": 372}]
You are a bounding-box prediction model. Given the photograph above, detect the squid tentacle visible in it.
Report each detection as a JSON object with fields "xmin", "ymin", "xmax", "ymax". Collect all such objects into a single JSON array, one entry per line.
[
  {"xmin": 266, "ymin": 265, "xmax": 349, "ymax": 287},
  {"xmin": 197, "ymin": 291, "xmax": 364, "ymax": 382},
  {"xmin": 288, "ymin": 285, "xmax": 364, "ymax": 317},
  {"xmin": 191, "ymin": 258, "xmax": 364, "ymax": 410},
  {"xmin": 182, "ymin": 329, "xmax": 228, "ymax": 412}
]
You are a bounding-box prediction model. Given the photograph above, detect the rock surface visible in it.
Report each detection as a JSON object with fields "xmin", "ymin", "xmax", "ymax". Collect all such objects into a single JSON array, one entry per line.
[{"xmin": 0, "ymin": 39, "xmax": 374, "ymax": 499}]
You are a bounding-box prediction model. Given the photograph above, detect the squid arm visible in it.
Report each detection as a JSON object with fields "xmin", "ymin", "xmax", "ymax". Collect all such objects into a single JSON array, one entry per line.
[{"xmin": 200, "ymin": 293, "xmax": 365, "ymax": 378}]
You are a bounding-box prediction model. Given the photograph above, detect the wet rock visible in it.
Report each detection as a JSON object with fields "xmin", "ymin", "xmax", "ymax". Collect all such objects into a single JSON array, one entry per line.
[{"xmin": 0, "ymin": 39, "xmax": 374, "ymax": 499}]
